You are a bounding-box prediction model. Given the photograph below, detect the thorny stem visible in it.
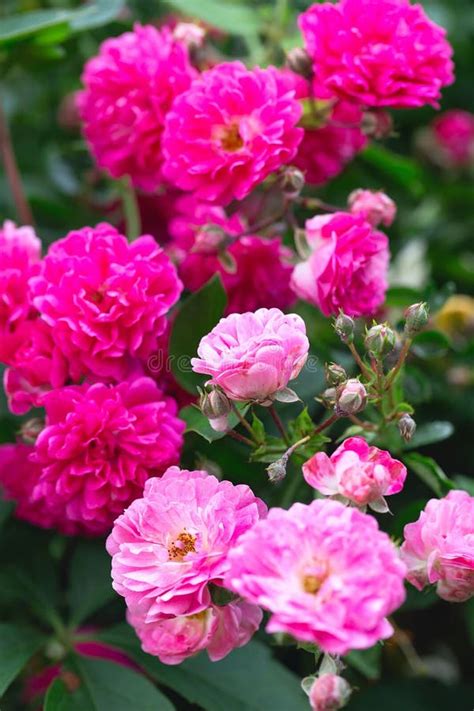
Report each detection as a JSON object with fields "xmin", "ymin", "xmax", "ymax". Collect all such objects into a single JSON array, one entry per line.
[
  {"xmin": 314, "ymin": 412, "xmax": 339, "ymax": 434},
  {"xmin": 269, "ymin": 404, "xmax": 290, "ymax": 445},
  {"xmin": 348, "ymin": 342, "xmax": 372, "ymax": 379},
  {"xmin": 296, "ymin": 196, "xmax": 340, "ymax": 213},
  {"xmin": 226, "ymin": 429, "xmax": 255, "ymax": 448},
  {"xmin": 0, "ymin": 99, "xmax": 34, "ymax": 225},
  {"xmin": 385, "ymin": 338, "xmax": 412, "ymax": 388},
  {"xmin": 230, "ymin": 402, "xmax": 257, "ymax": 441},
  {"xmin": 120, "ymin": 176, "xmax": 141, "ymax": 241}
]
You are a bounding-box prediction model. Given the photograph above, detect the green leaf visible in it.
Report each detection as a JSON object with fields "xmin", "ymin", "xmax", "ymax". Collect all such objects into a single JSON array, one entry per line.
[
  {"xmin": 97, "ymin": 624, "xmax": 308, "ymax": 711},
  {"xmin": 0, "ymin": 10, "xmax": 71, "ymax": 47},
  {"xmin": 361, "ymin": 144, "xmax": 424, "ymax": 195},
  {"xmin": 250, "ymin": 435, "xmax": 287, "ymax": 463},
  {"xmin": 70, "ymin": 656, "xmax": 175, "ymax": 711},
  {"xmin": 453, "ymin": 474, "xmax": 474, "ymax": 495},
  {"xmin": 68, "ymin": 540, "xmax": 115, "ymax": 626},
  {"xmin": 170, "ymin": 275, "xmax": 227, "ymax": 393},
  {"xmin": 180, "ymin": 402, "xmax": 249, "ymax": 443},
  {"xmin": 345, "ymin": 645, "xmax": 382, "ymax": 680},
  {"xmin": 44, "ymin": 679, "xmax": 68, "ymax": 711},
  {"xmin": 0, "ymin": 2, "xmax": 125, "ymax": 48},
  {"xmin": 250, "ymin": 413, "xmax": 266, "ymax": 444},
  {"xmin": 411, "ymin": 330, "xmax": 451, "ymax": 359},
  {"xmin": 404, "ymin": 453, "xmax": 454, "ymax": 497},
  {"xmin": 0, "ymin": 624, "xmax": 45, "ymax": 696},
  {"xmin": 404, "ymin": 421, "xmax": 454, "ymax": 450},
  {"xmin": 164, "ymin": 0, "xmax": 260, "ymax": 35},
  {"xmin": 385, "ymin": 287, "xmax": 424, "ymax": 308}
]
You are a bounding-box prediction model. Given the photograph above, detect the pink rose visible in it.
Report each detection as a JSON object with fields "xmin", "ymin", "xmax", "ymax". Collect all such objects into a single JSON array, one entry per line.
[
  {"xmin": 162, "ymin": 61, "xmax": 303, "ymax": 205},
  {"xmin": 291, "ymin": 212, "xmax": 389, "ymax": 317},
  {"xmin": 192, "ymin": 308, "xmax": 309, "ymax": 402},
  {"xmin": 299, "ymin": 0, "xmax": 454, "ymax": 108},
  {"xmin": 348, "ymin": 189, "xmax": 397, "ymax": 227},
  {"xmin": 432, "ymin": 110, "xmax": 474, "ymax": 166},
  {"xmin": 303, "ymin": 436, "xmax": 407, "ymax": 511},
  {"xmin": 401, "ymin": 490, "xmax": 474, "ymax": 602},
  {"xmin": 226, "ymin": 499, "xmax": 406, "ymax": 654}
]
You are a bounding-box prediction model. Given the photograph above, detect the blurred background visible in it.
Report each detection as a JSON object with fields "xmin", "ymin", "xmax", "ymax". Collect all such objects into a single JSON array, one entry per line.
[{"xmin": 0, "ymin": 1, "xmax": 473, "ymax": 709}]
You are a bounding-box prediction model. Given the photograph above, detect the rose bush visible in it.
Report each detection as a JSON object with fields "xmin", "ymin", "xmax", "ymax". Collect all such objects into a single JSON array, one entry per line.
[{"xmin": 0, "ymin": 1, "xmax": 472, "ymax": 710}]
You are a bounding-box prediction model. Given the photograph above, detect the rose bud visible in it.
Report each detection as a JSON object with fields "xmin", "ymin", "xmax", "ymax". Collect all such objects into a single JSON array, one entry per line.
[
  {"xmin": 364, "ymin": 323, "xmax": 396, "ymax": 358},
  {"xmin": 325, "ymin": 362, "xmax": 347, "ymax": 387},
  {"xmin": 286, "ymin": 47, "xmax": 314, "ymax": 80},
  {"xmin": 398, "ymin": 413, "xmax": 416, "ymax": 442},
  {"xmin": 308, "ymin": 674, "xmax": 352, "ymax": 711},
  {"xmin": 348, "ymin": 189, "xmax": 396, "ymax": 227},
  {"xmin": 334, "ymin": 312, "xmax": 354, "ymax": 344},
  {"xmin": 404, "ymin": 302, "xmax": 429, "ymax": 336},
  {"xmin": 200, "ymin": 388, "xmax": 232, "ymax": 432},
  {"xmin": 335, "ymin": 379, "xmax": 367, "ymax": 416}
]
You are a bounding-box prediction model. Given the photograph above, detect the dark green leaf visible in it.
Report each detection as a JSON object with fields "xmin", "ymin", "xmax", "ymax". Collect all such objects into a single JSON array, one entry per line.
[
  {"xmin": 44, "ymin": 679, "xmax": 68, "ymax": 711},
  {"xmin": 250, "ymin": 413, "xmax": 266, "ymax": 444},
  {"xmin": 0, "ymin": 10, "xmax": 71, "ymax": 47},
  {"xmin": 68, "ymin": 540, "xmax": 115, "ymax": 626},
  {"xmin": 170, "ymin": 276, "xmax": 227, "ymax": 393},
  {"xmin": 385, "ymin": 287, "xmax": 424, "ymax": 308},
  {"xmin": 180, "ymin": 402, "xmax": 249, "ymax": 443},
  {"xmin": 0, "ymin": 624, "xmax": 45, "ymax": 696},
  {"xmin": 345, "ymin": 645, "xmax": 382, "ymax": 680},
  {"xmin": 361, "ymin": 144, "xmax": 424, "ymax": 196},
  {"xmin": 70, "ymin": 656, "xmax": 175, "ymax": 711},
  {"xmin": 404, "ymin": 453, "xmax": 454, "ymax": 497},
  {"xmin": 404, "ymin": 421, "xmax": 454, "ymax": 450},
  {"xmin": 69, "ymin": 0, "xmax": 125, "ymax": 31},
  {"xmin": 250, "ymin": 435, "xmax": 286, "ymax": 463},
  {"xmin": 97, "ymin": 624, "xmax": 308, "ymax": 711},
  {"xmin": 411, "ymin": 330, "xmax": 451, "ymax": 359},
  {"xmin": 164, "ymin": 0, "xmax": 260, "ymax": 35}
]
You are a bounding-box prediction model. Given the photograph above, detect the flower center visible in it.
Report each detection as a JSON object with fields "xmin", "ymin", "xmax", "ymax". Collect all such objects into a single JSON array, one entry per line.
[
  {"xmin": 302, "ymin": 574, "xmax": 323, "ymax": 594},
  {"xmin": 301, "ymin": 559, "xmax": 330, "ymax": 595},
  {"xmin": 168, "ymin": 530, "xmax": 197, "ymax": 561},
  {"xmin": 216, "ymin": 123, "xmax": 244, "ymax": 152}
]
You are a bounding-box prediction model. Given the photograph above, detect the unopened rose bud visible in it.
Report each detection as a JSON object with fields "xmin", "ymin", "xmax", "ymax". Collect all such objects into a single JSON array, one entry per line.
[
  {"xmin": 279, "ymin": 166, "xmax": 305, "ymax": 198},
  {"xmin": 20, "ymin": 417, "xmax": 44, "ymax": 444},
  {"xmin": 398, "ymin": 413, "xmax": 416, "ymax": 442},
  {"xmin": 267, "ymin": 454, "xmax": 289, "ymax": 483},
  {"xmin": 334, "ymin": 312, "xmax": 354, "ymax": 344},
  {"xmin": 364, "ymin": 323, "xmax": 396, "ymax": 358},
  {"xmin": 325, "ymin": 362, "xmax": 347, "ymax": 386},
  {"xmin": 286, "ymin": 47, "xmax": 314, "ymax": 80},
  {"xmin": 348, "ymin": 189, "xmax": 397, "ymax": 227},
  {"xmin": 404, "ymin": 302, "xmax": 429, "ymax": 336},
  {"xmin": 173, "ymin": 22, "xmax": 206, "ymax": 50},
  {"xmin": 320, "ymin": 387, "xmax": 337, "ymax": 409},
  {"xmin": 308, "ymin": 674, "xmax": 352, "ymax": 711},
  {"xmin": 335, "ymin": 379, "xmax": 367, "ymax": 416},
  {"xmin": 200, "ymin": 388, "xmax": 231, "ymax": 432},
  {"xmin": 361, "ymin": 109, "xmax": 393, "ymax": 139},
  {"xmin": 192, "ymin": 225, "xmax": 229, "ymax": 255}
]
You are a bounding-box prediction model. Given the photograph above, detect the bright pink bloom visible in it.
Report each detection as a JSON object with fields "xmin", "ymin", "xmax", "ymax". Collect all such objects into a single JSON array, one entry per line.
[
  {"xmin": 432, "ymin": 110, "xmax": 474, "ymax": 166},
  {"xmin": 192, "ymin": 308, "xmax": 309, "ymax": 402},
  {"xmin": 169, "ymin": 196, "xmax": 295, "ymax": 314},
  {"xmin": 226, "ymin": 499, "xmax": 406, "ymax": 654},
  {"xmin": 401, "ymin": 490, "xmax": 474, "ymax": 602},
  {"xmin": 30, "ymin": 224, "xmax": 182, "ymax": 381},
  {"xmin": 309, "ymin": 675, "xmax": 352, "ymax": 711},
  {"xmin": 303, "ymin": 436, "xmax": 407, "ymax": 511},
  {"xmin": 0, "ymin": 220, "xmax": 41, "ymax": 361},
  {"xmin": 299, "ymin": 0, "xmax": 454, "ymax": 109},
  {"xmin": 348, "ymin": 189, "xmax": 397, "ymax": 227},
  {"xmin": 162, "ymin": 61, "xmax": 303, "ymax": 205},
  {"xmin": 106, "ymin": 467, "xmax": 266, "ymax": 619},
  {"xmin": 128, "ymin": 599, "xmax": 262, "ymax": 665},
  {"xmin": 78, "ymin": 25, "xmax": 197, "ymax": 190},
  {"xmin": 3, "ymin": 319, "xmax": 68, "ymax": 414},
  {"xmin": 30, "ymin": 377, "xmax": 184, "ymax": 536},
  {"xmin": 0, "ymin": 443, "xmax": 65, "ymax": 530},
  {"xmin": 291, "ymin": 212, "xmax": 389, "ymax": 317}
]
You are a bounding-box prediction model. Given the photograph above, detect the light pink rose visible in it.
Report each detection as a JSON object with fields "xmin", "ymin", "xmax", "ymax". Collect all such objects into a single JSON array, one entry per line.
[
  {"xmin": 303, "ymin": 436, "xmax": 407, "ymax": 511},
  {"xmin": 401, "ymin": 490, "xmax": 474, "ymax": 602},
  {"xmin": 191, "ymin": 308, "xmax": 309, "ymax": 402},
  {"xmin": 291, "ymin": 212, "xmax": 389, "ymax": 318},
  {"xmin": 348, "ymin": 189, "xmax": 397, "ymax": 227},
  {"xmin": 128, "ymin": 600, "xmax": 262, "ymax": 665},
  {"xmin": 106, "ymin": 467, "xmax": 267, "ymax": 619},
  {"xmin": 226, "ymin": 499, "xmax": 406, "ymax": 654},
  {"xmin": 299, "ymin": 0, "xmax": 454, "ymax": 109}
]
